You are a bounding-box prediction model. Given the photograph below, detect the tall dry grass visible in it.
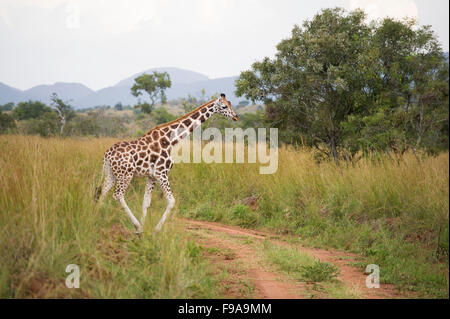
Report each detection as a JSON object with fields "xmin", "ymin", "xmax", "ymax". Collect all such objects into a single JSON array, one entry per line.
[
  {"xmin": 0, "ymin": 135, "xmax": 220, "ymax": 298},
  {"xmin": 172, "ymin": 143, "xmax": 449, "ymax": 298},
  {"xmin": 0, "ymin": 135, "xmax": 448, "ymax": 298}
]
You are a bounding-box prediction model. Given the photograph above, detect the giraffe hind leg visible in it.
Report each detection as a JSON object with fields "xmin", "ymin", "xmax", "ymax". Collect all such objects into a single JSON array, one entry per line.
[
  {"xmin": 98, "ymin": 160, "xmax": 116, "ymax": 204},
  {"xmin": 141, "ymin": 177, "xmax": 156, "ymax": 227},
  {"xmin": 113, "ymin": 174, "xmax": 143, "ymax": 234}
]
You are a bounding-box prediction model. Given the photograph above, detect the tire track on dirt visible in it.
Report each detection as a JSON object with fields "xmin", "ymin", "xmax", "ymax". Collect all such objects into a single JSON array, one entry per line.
[{"xmin": 178, "ymin": 218, "xmax": 407, "ymax": 299}]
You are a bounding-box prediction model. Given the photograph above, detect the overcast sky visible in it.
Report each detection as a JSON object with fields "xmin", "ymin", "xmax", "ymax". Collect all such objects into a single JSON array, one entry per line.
[{"xmin": 0, "ymin": 0, "xmax": 448, "ymax": 91}]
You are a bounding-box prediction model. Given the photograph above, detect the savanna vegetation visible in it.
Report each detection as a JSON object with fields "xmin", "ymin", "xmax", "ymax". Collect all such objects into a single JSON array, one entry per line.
[
  {"xmin": 0, "ymin": 136, "xmax": 225, "ymax": 298},
  {"xmin": 0, "ymin": 136, "xmax": 448, "ymax": 298},
  {"xmin": 0, "ymin": 95, "xmax": 262, "ymax": 139},
  {"xmin": 0, "ymin": 7, "xmax": 448, "ymax": 299}
]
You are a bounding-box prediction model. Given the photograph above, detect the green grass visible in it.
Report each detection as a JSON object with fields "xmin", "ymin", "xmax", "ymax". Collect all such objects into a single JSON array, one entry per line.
[
  {"xmin": 262, "ymin": 241, "xmax": 316, "ymax": 275},
  {"xmin": 260, "ymin": 241, "xmax": 353, "ymax": 298},
  {"xmin": 300, "ymin": 260, "xmax": 340, "ymax": 283}
]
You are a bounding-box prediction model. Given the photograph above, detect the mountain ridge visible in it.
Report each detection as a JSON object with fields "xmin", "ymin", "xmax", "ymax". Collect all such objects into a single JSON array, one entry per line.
[{"xmin": 0, "ymin": 67, "xmax": 240, "ymax": 108}]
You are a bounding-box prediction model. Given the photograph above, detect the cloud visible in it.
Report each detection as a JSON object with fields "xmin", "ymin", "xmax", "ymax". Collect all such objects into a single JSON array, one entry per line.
[{"xmin": 349, "ymin": 0, "xmax": 419, "ymax": 21}]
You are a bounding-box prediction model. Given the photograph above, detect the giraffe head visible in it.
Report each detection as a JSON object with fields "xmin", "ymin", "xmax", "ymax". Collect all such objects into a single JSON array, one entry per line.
[{"xmin": 213, "ymin": 93, "xmax": 239, "ymax": 121}]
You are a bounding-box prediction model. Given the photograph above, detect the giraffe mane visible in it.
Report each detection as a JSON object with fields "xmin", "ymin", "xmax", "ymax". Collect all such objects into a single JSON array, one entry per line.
[{"xmin": 150, "ymin": 98, "xmax": 216, "ymax": 131}]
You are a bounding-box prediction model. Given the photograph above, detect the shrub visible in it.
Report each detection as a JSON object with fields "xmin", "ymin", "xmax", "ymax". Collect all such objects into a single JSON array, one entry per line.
[
  {"xmin": 0, "ymin": 113, "xmax": 16, "ymax": 133},
  {"xmin": 300, "ymin": 260, "xmax": 340, "ymax": 282}
]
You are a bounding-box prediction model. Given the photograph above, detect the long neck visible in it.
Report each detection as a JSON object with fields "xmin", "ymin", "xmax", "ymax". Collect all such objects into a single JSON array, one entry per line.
[{"xmin": 166, "ymin": 100, "xmax": 216, "ymax": 146}]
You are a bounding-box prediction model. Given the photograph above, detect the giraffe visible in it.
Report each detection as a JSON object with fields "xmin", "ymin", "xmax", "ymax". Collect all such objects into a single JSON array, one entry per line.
[{"xmin": 96, "ymin": 94, "xmax": 239, "ymax": 234}]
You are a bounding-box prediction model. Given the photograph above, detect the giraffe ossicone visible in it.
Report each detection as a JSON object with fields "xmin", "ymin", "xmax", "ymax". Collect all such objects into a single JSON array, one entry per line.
[{"xmin": 96, "ymin": 94, "xmax": 239, "ymax": 234}]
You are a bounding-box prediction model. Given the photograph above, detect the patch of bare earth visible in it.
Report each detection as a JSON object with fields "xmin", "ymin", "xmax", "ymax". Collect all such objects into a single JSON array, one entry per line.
[
  {"xmin": 181, "ymin": 222, "xmax": 306, "ymax": 299},
  {"xmin": 177, "ymin": 218, "xmax": 409, "ymax": 299}
]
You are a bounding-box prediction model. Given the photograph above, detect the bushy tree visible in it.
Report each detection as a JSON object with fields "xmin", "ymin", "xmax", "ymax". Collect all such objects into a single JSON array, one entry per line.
[
  {"xmin": 134, "ymin": 102, "xmax": 152, "ymax": 114},
  {"xmin": 131, "ymin": 72, "xmax": 171, "ymax": 114},
  {"xmin": 114, "ymin": 102, "xmax": 123, "ymax": 111},
  {"xmin": 0, "ymin": 113, "xmax": 16, "ymax": 133},
  {"xmin": 181, "ymin": 90, "xmax": 212, "ymax": 113},
  {"xmin": 22, "ymin": 112, "xmax": 59, "ymax": 137},
  {"xmin": 152, "ymin": 107, "xmax": 176, "ymax": 125},
  {"xmin": 236, "ymin": 8, "xmax": 372, "ymax": 163},
  {"xmin": 0, "ymin": 102, "xmax": 14, "ymax": 112},
  {"xmin": 344, "ymin": 18, "xmax": 449, "ymax": 155},
  {"xmin": 65, "ymin": 115, "xmax": 101, "ymax": 136},
  {"xmin": 13, "ymin": 101, "xmax": 52, "ymax": 120},
  {"xmin": 236, "ymin": 8, "xmax": 449, "ymax": 161}
]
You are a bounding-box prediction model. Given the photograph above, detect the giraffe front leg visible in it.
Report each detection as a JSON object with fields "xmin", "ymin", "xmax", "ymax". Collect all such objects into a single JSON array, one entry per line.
[
  {"xmin": 141, "ymin": 177, "xmax": 156, "ymax": 228},
  {"xmin": 154, "ymin": 173, "xmax": 175, "ymax": 234},
  {"xmin": 114, "ymin": 174, "xmax": 143, "ymax": 234}
]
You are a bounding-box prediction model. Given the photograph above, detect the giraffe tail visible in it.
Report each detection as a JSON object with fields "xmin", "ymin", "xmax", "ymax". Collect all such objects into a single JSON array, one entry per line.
[{"xmin": 94, "ymin": 159, "xmax": 107, "ymax": 203}]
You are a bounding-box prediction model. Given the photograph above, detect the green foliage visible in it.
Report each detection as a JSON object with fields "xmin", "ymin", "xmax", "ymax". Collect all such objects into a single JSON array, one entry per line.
[
  {"xmin": 131, "ymin": 72, "xmax": 172, "ymax": 113},
  {"xmin": 65, "ymin": 115, "xmax": 101, "ymax": 136},
  {"xmin": 21, "ymin": 111, "xmax": 59, "ymax": 137},
  {"xmin": 0, "ymin": 102, "xmax": 14, "ymax": 112},
  {"xmin": 152, "ymin": 107, "xmax": 176, "ymax": 125},
  {"xmin": 49, "ymin": 93, "xmax": 75, "ymax": 120},
  {"xmin": 236, "ymin": 111, "xmax": 266, "ymax": 129},
  {"xmin": 114, "ymin": 102, "xmax": 123, "ymax": 111},
  {"xmin": 300, "ymin": 260, "xmax": 340, "ymax": 283},
  {"xmin": 235, "ymin": 7, "xmax": 449, "ymax": 160},
  {"xmin": 135, "ymin": 102, "xmax": 153, "ymax": 114},
  {"xmin": 64, "ymin": 111, "xmax": 128, "ymax": 137},
  {"xmin": 186, "ymin": 241, "xmax": 202, "ymax": 263},
  {"xmin": 231, "ymin": 204, "xmax": 258, "ymax": 228},
  {"xmin": 13, "ymin": 100, "xmax": 52, "ymax": 120},
  {"xmin": 236, "ymin": 8, "xmax": 372, "ymax": 163},
  {"xmin": 134, "ymin": 129, "xmax": 144, "ymax": 137},
  {"xmin": 0, "ymin": 113, "xmax": 16, "ymax": 133},
  {"xmin": 50, "ymin": 93, "xmax": 76, "ymax": 135},
  {"xmin": 182, "ymin": 90, "xmax": 216, "ymax": 113},
  {"xmin": 343, "ymin": 18, "xmax": 449, "ymax": 155}
]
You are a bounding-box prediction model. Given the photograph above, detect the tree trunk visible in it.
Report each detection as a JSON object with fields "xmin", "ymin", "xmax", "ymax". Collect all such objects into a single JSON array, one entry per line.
[
  {"xmin": 60, "ymin": 117, "xmax": 65, "ymax": 136},
  {"xmin": 330, "ymin": 135, "xmax": 339, "ymax": 166}
]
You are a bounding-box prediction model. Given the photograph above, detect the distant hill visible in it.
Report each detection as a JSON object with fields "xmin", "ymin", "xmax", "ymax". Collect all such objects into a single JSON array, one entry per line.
[
  {"xmin": 74, "ymin": 75, "xmax": 239, "ymax": 107},
  {"xmin": 115, "ymin": 67, "xmax": 209, "ymax": 87},
  {"xmin": 0, "ymin": 82, "xmax": 23, "ymax": 103},
  {"xmin": 0, "ymin": 82, "xmax": 94, "ymax": 105},
  {"xmin": 23, "ymin": 82, "xmax": 93, "ymax": 104},
  {"xmin": 76, "ymin": 67, "xmax": 239, "ymax": 108},
  {"xmin": 0, "ymin": 67, "xmax": 241, "ymax": 108}
]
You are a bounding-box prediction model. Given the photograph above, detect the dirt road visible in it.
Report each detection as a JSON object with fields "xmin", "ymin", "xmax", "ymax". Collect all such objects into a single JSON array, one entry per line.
[{"xmin": 176, "ymin": 218, "xmax": 407, "ymax": 299}]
